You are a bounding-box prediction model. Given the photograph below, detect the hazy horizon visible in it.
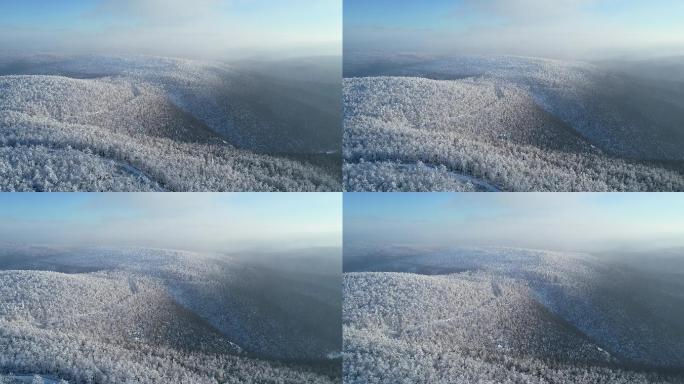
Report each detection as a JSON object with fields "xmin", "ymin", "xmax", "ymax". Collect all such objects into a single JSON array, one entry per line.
[
  {"xmin": 0, "ymin": 193, "xmax": 342, "ymax": 253},
  {"xmin": 345, "ymin": 0, "xmax": 684, "ymax": 61},
  {"xmin": 0, "ymin": 0, "xmax": 342, "ymax": 60},
  {"xmin": 344, "ymin": 193, "xmax": 684, "ymax": 254}
]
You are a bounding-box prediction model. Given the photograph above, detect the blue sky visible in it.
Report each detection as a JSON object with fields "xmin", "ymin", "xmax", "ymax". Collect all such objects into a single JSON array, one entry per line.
[
  {"xmin": 345, "ymin": 0, "xmax": 684, "ymax": 59},
  {"xmin": 0, "ymin": 0, "xmax": 341, "ymax": 58},
  {"xmin": 345, "ymin": 193, "xmax": 684, "ymax": 252},
  {"xmin": 345, "ymin": 0, "xmax": 496, "ymax": 30},
  {"xmin": 0, "ymin": 193, "xmax": 341, "ymax": 251}
]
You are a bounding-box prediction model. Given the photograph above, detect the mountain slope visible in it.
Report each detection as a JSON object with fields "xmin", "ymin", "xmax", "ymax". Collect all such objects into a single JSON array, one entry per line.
[
  {"xmin": 343, "ymin": 55, "xmax": 684, "ymax": 192},
  {"xmin": 0, "ymin": 246, "xmax": 341, "ymax": 383},
  {"xmin": 0, "ymin": 54, "xmax": 341, "ymax": 191},
  {"xmin": 343, "ymin": 247, "xmax": 684, "ymax": 383}
]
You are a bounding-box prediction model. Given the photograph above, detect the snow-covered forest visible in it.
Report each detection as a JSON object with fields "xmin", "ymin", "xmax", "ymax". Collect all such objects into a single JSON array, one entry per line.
[
  {"xmin": 0, "ymin": 54, "xmax": 341, "ymax": 191},
  {"xmin": 343, "ymin": 246, "xmax": 684, "ymax": 383},
  {"xmin": 343, "ymin": 55, "xmax": 684, "ymax": 191},
  {"xmin": 0, "ymin": 246, "xmax": 342, "ymax": 383}
]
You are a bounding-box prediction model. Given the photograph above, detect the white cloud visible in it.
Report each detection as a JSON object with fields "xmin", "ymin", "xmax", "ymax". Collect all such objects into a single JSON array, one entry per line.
[
  {"xmin": 92, "ymin": 0, "xmax": 225, "ymax": 25},
  {"xmin": 0, "ymin": 194, "xmax": 342, "ymax": 253},
  {"xmin": 347, "ymin": 0, "xmax": 684, "ymax": 59},
  {"xmin": 1, "ymin": 0, "xmax": 341, "ymax": 59},
  {"xmin": 455, "ymin": 0, "xmax": 597, "ymax": 23},
  {"xmin": 346, "ymin": 194, "xmax": 684, "ymax": 253}
]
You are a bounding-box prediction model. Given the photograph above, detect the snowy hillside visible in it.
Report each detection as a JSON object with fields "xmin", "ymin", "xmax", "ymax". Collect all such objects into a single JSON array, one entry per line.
[
  {"xmin": 0, "ymin": 54, "xmax": 340, "ymax": 191},
  {"xmin": 343, "ymin": 247, "xmax": 684, "ymax": 383},
  {"xmin": 0, "ymin": 246, "xmax": 341, "ymax": 383},
  {"xmin": 343, "ymin": 55, "xmax": 684, "ymax": 192}
]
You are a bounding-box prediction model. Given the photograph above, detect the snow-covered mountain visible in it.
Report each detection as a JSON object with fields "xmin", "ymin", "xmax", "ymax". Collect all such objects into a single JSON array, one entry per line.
[
  {"xmin": 0, "ymin": 246, "xmax": 341, "ymax": 383},
  {"xmin": 0, "ymin": 54, "xmax": 341, "ymax": 191},
  {"xmin": 343, "ymin": 54, "xmax": 684, "ymax": 192},
  {"xmin": 343, "ymin": 246, "xmax": 684, "ymax": 383}
]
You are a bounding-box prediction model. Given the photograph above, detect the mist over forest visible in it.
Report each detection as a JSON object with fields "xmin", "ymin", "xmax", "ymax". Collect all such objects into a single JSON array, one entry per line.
[
  {"xmin": 0, "ymin": 0, "xmax": 342, "ymax": 192},
  {"xmin": 343, "ymin": 193, "xmax": 684, "ymax": 384},
  {"xmin": 342, "ymin": 1, "xmax": 684, "ymax": 192},
  {"xmin": 0, "ymin": 193, "xmax": 342, "ymax": 383}
]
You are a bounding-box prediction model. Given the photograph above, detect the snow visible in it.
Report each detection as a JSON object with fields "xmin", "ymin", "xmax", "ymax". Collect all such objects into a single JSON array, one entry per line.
[
  {"xmin": 0, "ymin": 246, "xmax": 341, "ymax": 383},
  {"xmin": 0, "ymin": 374, "xmax": 62, "ymax": 384},
  {"xmin": 343, "ymin": 246, "xmax": 684, "ymax": 383},
  {"xmin": 343, "ymin": 55, "xmax": 684, "ymax": 192},
  {"xmin": 0, "ymin": 54, "xmax": 340, "ymax": 191}
]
